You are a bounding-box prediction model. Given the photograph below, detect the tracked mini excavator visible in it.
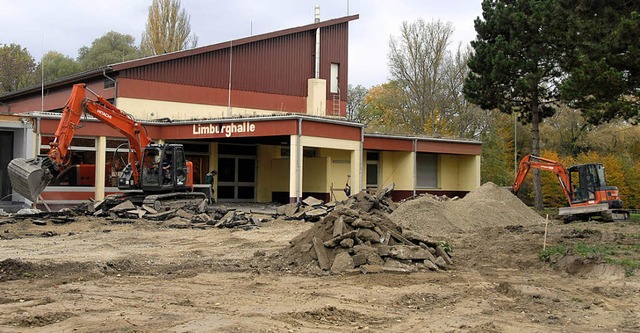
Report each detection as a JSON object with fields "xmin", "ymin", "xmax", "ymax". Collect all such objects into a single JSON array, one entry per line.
[
  {"xmin": 8, "ymin": 83, "xmax": 207, "ymax": 210},
  {"xmin": 513, "ymin": 155, "xmax": 629, "ymax": 222}
]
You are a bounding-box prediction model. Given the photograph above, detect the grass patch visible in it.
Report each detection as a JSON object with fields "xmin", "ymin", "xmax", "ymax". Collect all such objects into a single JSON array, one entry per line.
[
  {"xmin": 630, "ymin": 213, "xmax": 640, "ymax": 222},
  {"xmin": 539, "ymin": 245, "xmax": 567, "ymax": 261},
  {"xmin": 574, "ymin": 243, "xmax": 618, "ymax": 256},
  {"xmin": 540, "ymin": 241, "xmax": 640, "ymax": 276},
  {"xmin": 606, "ymin": 258, "xmax": 640, "ymax": 277}
]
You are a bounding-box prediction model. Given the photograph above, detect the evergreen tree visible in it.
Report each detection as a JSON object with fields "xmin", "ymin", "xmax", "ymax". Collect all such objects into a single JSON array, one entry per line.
[
  {"xmin": 464, "ymin": 0, "xmax": 567, "ymax": 210},
  {"xmin": 559, "ymin": 0, "xmax": 640, "ymax": 125}
]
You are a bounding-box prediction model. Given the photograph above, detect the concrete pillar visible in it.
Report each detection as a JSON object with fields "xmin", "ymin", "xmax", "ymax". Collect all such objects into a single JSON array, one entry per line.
[
  {"xmin": 289, "ymin": 134, "xmax": 302, "ymax": 203},
  {"xmin": 350, "ymin": 148, "xmax": 362, "ymax": 195},
  {"xmin": 209, "ymin": 142, "xmax": 218, "ymax": 201},
  {"xmin": 474, "ymin": 155, "xmax": 482, "ymax": 189},
  {"xmin": 306, "ymin": 78, "xmax": 327, "ymax": 116},
  {"xmin": 95, "ymin": 136, "xmax": 107, "ymax": 200}
]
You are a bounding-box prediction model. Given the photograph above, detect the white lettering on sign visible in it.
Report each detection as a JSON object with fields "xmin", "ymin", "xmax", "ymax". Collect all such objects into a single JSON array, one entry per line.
[
  {"xmin": 97, "ymin": 110, "xmax": 113, "ymax": 119},
  {"xmin": 192, "ymin": 122, "xmax": 256, "ymax": 138}
]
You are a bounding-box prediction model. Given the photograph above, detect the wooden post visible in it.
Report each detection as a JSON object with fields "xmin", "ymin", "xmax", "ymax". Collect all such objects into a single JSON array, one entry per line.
[{"xmin": 543, "ymin": 214, "xmax": 549, "ymax": 250}]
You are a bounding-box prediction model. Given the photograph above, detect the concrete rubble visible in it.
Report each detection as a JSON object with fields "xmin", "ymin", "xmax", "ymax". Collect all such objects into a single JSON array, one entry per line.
[
  {"xmin": 4, "ymin": 197, "xmax": 270, "ymax": 231},
  {"xmin": 276, "ymin": 183, "xmax": 454, "ymax": 275},
  {"xmin": 3, "ymin": 181, "xmax": 453, "ymax": 276}
]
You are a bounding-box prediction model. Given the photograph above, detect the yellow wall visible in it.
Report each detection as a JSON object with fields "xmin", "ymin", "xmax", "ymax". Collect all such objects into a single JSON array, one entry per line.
[
  {"xmin": 116, "ymin": 97, "xmax": 288, "ymax": 121},
  {"xmin": 266, "ymin": 154, "xmax": 328, "ymax": 197},
  {"xmin": 257, "ymin": 145, "xmax": 279, "ymax": 202},
  {"xmin": 458, "ymin": 155, "xmax": 481, "ymax": 190},
  {"xmin": 302, "ymin": 157, "xmax": 328, "ymax": 193},
  {"xmin": 438, "ymin": 154, "xmax": 481, "ymax": 191},
  {"xmin": 271, "ymin": 158, "xmax": 290, "ymax": 193},
  {"xmin": 375, "ymin": 152, "xmax": 481, "ymax": 192},
  {"xmin": 379, "ymin": 151, "xmax": 414, "ymax": 191},
  {"xmin": 321, "ymin": 148, "xmax": 352, "ymax": 201},
  {"xmin": 440, "ymin": 154, "xmax": 459, "ymax": 190}
]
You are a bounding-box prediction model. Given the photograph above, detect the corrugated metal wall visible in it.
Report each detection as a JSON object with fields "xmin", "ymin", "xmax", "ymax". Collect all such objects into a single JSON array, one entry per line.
[
  {"xmin": 320, "ymin": 23, "xmax": 349, "ymax": 102},
  {"xmin": 118, "ymin": 23, "xmax": 349, "ymax": 100}
]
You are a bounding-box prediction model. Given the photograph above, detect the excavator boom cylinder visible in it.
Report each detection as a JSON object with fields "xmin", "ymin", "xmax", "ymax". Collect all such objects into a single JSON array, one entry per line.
[{"xmin": 7, "ymin": 157, "xmax": 54, "ymax": 202}]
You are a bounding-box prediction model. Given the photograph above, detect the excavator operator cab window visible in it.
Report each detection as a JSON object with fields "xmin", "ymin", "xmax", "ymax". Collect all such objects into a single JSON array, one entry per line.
[
  {"xmin": 162, "ymin": 149, "xmax": 174, "ymax": 185},
  {"xmin": 174, "ymin": 148, "xmax": 187, "ymax": 186},
  {"xmin": 142, "ymin": 147, "xmax": 163, "ymax": 186},
  {"xmin": 575, "ymin": 165, "xmax": 598, "ymax": 201},
  {"xmin": 595, "ymin": 165, "xmax": 607, "ymax": 188}
]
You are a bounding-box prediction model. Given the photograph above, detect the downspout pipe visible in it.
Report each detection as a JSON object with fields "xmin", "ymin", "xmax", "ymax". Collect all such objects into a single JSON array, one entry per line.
[
  {"xmin": 36, "ymin": 116, "xmax": 42, "ymax": 157},
  {"xmin": 103, "ymin": 68, "xmax": 117, "ymax": 103},
  {"xmin": 314, "ymin": 6, "xmax": 320, "ymax": 79},
  {"xmin": 0, "ymin": 101, "xmax": 9, "ymax": 114}
]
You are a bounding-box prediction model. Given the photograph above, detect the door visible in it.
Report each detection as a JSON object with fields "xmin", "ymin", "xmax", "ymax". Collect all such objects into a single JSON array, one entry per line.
[{"xmin": 217, "ymin": 156, "xmax": 256, "ymax": 201}]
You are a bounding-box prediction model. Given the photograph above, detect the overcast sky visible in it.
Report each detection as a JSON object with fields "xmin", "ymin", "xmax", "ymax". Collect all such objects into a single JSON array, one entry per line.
[{"xmin": 0, "ymin": 0, "xmax": 482, "ymax": 87}]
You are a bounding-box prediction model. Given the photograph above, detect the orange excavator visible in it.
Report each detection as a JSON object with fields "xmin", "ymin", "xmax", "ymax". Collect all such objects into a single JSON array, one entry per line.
[
  {"xmin": 8, "ymin": 83, "xmax": 207, "ymax": 210},
  {"xmin": 513, "ymin": 155, "xmax": 629, "ymax": 221}
]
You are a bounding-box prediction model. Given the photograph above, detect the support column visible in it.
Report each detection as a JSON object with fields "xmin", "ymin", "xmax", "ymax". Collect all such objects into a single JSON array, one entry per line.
[
  {"xmin": 209, "ymin": 142, "xmax": 218, "ymax": 201},
  {"xmin": 350, "ymin": 148, "xmax": 362, "ymax": 195},
  {"xmin": 474, "ymin": 155, "xmax": 482, "ymax": 188},
  {"xmin": 95, "ymin": 136, "xmax": 107, "ymax": 201},
  {"xmin": 289, "ymin": 134, "xmax": 302, "ymax": 203}
]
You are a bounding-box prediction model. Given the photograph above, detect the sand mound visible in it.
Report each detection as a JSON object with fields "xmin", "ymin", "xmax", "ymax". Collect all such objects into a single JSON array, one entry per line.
[{"xmin": 390, "ymin": 182, "xmax": 545, "ymax": 236}]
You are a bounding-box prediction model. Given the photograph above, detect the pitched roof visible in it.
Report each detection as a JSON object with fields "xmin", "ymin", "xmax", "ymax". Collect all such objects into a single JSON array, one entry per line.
[
  {"xmin": 112, "ymin": 15, "xmax": 359, "ymax": 71},
  {"xmin": 0, "ymin": 15, "xmax": 359, "ymax": 101}
]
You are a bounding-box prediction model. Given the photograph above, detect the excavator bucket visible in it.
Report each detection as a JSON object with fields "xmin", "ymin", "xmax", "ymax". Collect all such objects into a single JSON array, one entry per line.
[{"xmin": 7, "ymin": 157, "xmax": 54, "ymax": 202}]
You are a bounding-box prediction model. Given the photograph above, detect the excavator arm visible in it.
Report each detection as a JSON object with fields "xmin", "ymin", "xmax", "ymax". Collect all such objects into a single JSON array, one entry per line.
[
  {"xmin": 8, "ymin": 83, "xmax": 152, "ymax": 201},
  {"xmin": 49, "ymin": 84, "xmax": 151, "ymax": 182},
  {"xmin": 512, "ymin": 155, "xmax": 574, "ymax": 206}
]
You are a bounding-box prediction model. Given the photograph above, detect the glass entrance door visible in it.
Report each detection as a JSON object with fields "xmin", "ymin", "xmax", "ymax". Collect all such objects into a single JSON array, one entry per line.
[{"xmin": 217, "ymin": 156, "xmax": 256, "ymax": 201}]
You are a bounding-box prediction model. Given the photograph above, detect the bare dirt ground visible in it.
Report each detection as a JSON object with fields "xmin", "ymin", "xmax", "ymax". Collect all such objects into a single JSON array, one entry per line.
[{"xmin": 1, "ymin": 188, "xmax": 640, "ymax": 332}]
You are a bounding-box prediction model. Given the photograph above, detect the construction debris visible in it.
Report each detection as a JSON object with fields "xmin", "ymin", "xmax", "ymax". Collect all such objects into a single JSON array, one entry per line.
[
  {"xmin": 5, "ymin": 196, "xmax": 270, "ymax": 231},
  {"xmin": 276, "ymin": 183, "xmax": 453, "ymax": 274}
]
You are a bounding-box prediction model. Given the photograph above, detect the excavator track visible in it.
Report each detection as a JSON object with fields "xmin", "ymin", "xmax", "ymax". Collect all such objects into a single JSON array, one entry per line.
[{"xmin": 143, "ymin": 192, "xmax": 208, "ymax": 212}]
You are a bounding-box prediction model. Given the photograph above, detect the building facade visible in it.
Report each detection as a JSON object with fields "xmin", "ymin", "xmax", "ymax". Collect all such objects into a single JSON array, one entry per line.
[{"xmin": 0, "ymin": 15, "xmax": 481, "ymax": 207}]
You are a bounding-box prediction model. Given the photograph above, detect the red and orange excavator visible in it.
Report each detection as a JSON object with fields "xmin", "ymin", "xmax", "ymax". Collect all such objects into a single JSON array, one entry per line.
[
  {"xmin": 513, "ymin": 155, "xmax": 629, "ymax": 221},
  {"xmin": 8, "ymin": 83, "xmax": 207, "ymax": 210}
]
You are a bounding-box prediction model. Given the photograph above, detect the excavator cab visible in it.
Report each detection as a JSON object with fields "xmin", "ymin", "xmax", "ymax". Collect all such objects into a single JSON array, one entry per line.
[
  {"xmin": 568, "ymin": 163, "xmax": 623, "ymax": 208},
  {"xmin": 140, "ymin": 144, "xmax": 190, "ymax": 192}
]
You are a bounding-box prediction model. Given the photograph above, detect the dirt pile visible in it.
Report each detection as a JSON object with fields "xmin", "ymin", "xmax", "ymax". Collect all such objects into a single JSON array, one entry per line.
[
  {"xmin": 275, "ymin": 189, "xmax": 452, "ymax": 274},
  {"xmin": 390, "ymin": 182, "xmax": 546, "ymax": 236}
]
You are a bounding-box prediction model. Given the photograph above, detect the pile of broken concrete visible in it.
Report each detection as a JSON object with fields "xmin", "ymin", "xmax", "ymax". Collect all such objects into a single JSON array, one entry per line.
[
  {"xmin": 75, "ymin": 198, "xmax": 267, "ymax": 230},
  {"xmin": 275, "ymin": 185, "xmax": 453, "ymax": 274}
]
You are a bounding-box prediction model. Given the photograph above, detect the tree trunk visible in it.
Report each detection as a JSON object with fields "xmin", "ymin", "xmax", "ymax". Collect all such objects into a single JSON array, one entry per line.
[{"xmin": 531, "ymin": 103, "xmax": 543, "ymax": 211}]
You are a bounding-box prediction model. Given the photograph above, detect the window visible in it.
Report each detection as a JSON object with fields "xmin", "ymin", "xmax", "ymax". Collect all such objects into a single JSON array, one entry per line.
[
  {"xmin": 416, "ymin": 153, "xmax": 438, "ymax": 188},
  {"xmin": 41, "ymin": 136, "xmax": 97, "ymax": 187},
  {"xmin": 330, "ymin": 63, "xmax": 339, "ymax": 94},
  {"xmin": 366, "ymin": 151, "xmax": 380, "ymax": 188},
  {"xmin": 280, "ymin": 146, "xmax": 318, "ymax": 158}
]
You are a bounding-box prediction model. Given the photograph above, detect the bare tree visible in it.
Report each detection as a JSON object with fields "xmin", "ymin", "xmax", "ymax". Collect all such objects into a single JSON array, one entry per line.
[
  {"xmin": 346, "ymin": 84, "xmax": 369, "ymax": 123},
  {"xmin": 388, "ymin": 19, "xmax": 454, "ymax": 136},
  {"xmin": 141, "ymin": 0, "xmax": 198, "ymax": 56},
  {"xmin": 441, "ymin": 44, "xmax": 489, "ymax": 139}
]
